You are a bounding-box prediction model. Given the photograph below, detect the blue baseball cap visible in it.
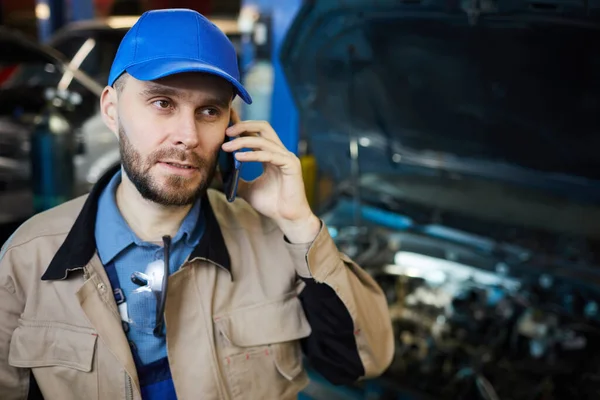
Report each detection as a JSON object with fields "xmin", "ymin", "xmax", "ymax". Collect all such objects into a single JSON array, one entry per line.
[{"xmin": 108, "ymin": 9, "xmax": 252, "ymax": 104}]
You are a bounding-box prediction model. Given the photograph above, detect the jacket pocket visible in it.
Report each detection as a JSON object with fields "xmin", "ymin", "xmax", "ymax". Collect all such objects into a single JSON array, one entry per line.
[
  {"xmin": 8, "ymin": 319, "xmax": 99, "ymax": 400},
  {"xmin": 214, "ymin": 292, "xmax": 312, "ymax": 400}
]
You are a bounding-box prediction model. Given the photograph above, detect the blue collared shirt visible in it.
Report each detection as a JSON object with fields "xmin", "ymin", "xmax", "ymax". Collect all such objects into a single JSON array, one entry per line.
[{"xmin": 95, "ymin": 170, "xmax": 204, "ymax": 366}]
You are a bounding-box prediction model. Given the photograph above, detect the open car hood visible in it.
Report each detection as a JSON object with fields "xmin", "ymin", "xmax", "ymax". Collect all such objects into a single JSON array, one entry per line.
[{"xmin": 280, "ymin": 1, "xmax": 600, "ymax": 199}]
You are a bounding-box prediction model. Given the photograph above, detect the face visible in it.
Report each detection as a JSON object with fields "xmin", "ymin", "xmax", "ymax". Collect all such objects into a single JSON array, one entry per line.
[{"xmin": 102, "ymin": 72, "xmax": 233, "ymax": 206}]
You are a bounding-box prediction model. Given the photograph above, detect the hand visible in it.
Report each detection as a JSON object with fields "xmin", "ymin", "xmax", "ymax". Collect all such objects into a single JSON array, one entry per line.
[{"xmin": 221, "ymin": 110, "xmax": 320, "ymax": 243}]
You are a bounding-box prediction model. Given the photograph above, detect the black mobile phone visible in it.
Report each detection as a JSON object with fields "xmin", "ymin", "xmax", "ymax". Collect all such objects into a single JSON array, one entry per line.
[{"xmin": 218, "ymin": 122, "xmax": 242, "ymax": 202}]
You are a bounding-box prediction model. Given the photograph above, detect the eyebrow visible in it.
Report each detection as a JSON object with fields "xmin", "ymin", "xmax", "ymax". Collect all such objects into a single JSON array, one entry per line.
[
  {"xmin": 139, "ymin": 82, "xmax": 180, "ymax": 99},
  {"xmin": 139, "ymin": 82, "xmax": 232, "ymax": 109},
  {"xmin": 202, "ymin": 95, "xmax": 232, "ymax": 110}
]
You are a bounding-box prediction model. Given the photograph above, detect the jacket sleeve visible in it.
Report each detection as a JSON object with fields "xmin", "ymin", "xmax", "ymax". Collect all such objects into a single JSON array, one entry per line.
[
  {"xmin": 0, "ymin": 240, "xmax": 30, "ymax": 400},
  {"xmin": 285, "ymin": 220, "xmax": 395, "ymax": 385}
]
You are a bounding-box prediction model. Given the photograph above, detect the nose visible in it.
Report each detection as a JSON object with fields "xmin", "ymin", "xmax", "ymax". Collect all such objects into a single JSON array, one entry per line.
[{"xmin": 171, "ymin": 112, "xmax": 200, "ymax": 149}]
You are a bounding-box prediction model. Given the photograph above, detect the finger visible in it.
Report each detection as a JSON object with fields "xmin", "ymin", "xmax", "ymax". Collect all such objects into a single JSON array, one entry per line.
[
  {"xmin": 234, "ymin": 150, "xmax": 298, "ymax": 171},
  {"xmin": 222, "ymin": 135, "xmax": 288, "ymax": 155},
  {"xmin": 226, "ymin": 120, "xmax": 283, "ymax": 145}
]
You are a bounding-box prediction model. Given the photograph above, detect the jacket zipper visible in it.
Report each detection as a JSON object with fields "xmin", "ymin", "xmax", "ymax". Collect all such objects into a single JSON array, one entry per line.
[{"xmin": 125, "ymin": 372, "xmax": 133, "ymax": 400}]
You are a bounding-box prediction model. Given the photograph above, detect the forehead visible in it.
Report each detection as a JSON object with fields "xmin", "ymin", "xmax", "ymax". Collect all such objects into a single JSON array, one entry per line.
[{"xmin": 126, "ymin": 72, "xmax": 234, "ymax": 101}]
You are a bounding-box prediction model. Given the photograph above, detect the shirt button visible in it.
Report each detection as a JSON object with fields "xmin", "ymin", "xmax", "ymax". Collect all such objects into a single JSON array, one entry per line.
[{"xmin": 97, "ymin": 283, "xmax": 106, "ymax": 292}]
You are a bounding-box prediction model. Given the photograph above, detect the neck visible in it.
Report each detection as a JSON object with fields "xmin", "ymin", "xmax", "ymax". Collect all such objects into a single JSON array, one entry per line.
[{"xmin": 115, "ymin": 170, "xmax": 192, "ymax": 242}]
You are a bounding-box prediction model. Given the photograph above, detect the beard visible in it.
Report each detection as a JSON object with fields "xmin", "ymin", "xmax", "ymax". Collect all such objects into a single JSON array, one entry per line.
[{"xmin": 118, "ymin": 124, "xmax": 218, "ymax": 206}]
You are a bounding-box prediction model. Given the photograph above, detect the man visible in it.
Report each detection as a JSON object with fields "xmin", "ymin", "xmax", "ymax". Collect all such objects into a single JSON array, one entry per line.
[{"xmin": 0, "ymin": 9, "xmax": 394, "ymax": 400}]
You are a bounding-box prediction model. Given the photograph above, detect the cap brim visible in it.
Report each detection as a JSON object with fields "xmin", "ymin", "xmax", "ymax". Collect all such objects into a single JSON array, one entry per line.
[{"xmin": 125, "ymin": 58, "xmax": 252, "ymax": 104}]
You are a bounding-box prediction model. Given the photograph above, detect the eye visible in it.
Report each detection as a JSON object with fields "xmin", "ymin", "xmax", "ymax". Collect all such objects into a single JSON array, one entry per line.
[
  {"xmin": 152, "ymin": 100, "xmax": 172, "ymax": 109},
  {"xmin": 200, "ymin": 108, "xmax": 220, "ymax": 117}
]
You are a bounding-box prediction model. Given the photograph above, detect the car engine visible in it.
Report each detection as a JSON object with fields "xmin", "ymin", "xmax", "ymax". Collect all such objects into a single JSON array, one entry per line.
[{"xmin": 327, "ymin": 219, "xmax": 600, "ymax": 400}]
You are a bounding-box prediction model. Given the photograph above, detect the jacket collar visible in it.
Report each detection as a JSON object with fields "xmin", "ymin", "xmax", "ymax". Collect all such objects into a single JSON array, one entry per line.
[{"xmin": 41, "ymin": 164, "xmax": 231, "ymax": 281}]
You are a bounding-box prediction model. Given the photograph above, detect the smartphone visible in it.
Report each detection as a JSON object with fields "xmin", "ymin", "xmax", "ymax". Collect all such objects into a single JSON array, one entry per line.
[{"xmin": 218, "ymin": 122, "xmax": 242, "ymax": 202}]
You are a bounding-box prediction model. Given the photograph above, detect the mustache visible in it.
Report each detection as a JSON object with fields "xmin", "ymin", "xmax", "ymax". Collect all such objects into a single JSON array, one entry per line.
[{"xmin": 149, "ymin": 148, "xmax": 205, "ymax": 168}]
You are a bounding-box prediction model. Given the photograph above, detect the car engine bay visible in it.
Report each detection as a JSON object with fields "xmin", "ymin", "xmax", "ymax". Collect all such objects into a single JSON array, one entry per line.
[{"xmin": 322, "ymin": 177, "xmax": 600, "ymax": 400}]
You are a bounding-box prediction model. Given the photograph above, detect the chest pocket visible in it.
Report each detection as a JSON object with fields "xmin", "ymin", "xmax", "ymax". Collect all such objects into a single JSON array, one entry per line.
[
  {"xmin": 8, "ymin": 319, "xmax": 98, "ymax": 400},
  {"xmin": 214, "ymin": 292, "xmax": 312, "ymax": 400}
]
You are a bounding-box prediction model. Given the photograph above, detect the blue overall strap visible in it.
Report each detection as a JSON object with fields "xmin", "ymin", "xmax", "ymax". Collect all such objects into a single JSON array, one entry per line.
[
  {"xmin": 105, "ymin": 261, "xmax": 126, "ymax": 305},
  {"xmin": 104, "ymin": 261, "xmax": 140, "ymax": 365}
]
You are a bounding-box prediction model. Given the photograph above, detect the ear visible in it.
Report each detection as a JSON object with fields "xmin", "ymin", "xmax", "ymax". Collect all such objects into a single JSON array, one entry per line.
[
  {"xmin": 229, "ymin": 107, "xmax": 241, "ymax": 124},
  {"xmin": 100, "ymin": 86, "xmax": 119, "ymax": 136}
]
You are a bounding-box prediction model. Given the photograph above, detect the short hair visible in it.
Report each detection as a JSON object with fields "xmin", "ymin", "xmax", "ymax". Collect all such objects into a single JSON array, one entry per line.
[{"xmin": 113, "ymin": 72, "xmax": 128, "ymax": 94}]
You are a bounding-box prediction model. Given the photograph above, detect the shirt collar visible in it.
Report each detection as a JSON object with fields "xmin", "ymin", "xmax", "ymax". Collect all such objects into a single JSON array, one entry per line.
[
  {"xmin": 42, "ymin": 165, "xmax": 230, "ymax": 281},
  {"xmin": 94, "ymin": 170, "xmax": 136, "ymax": 265},
  {"xmin": 175, "ymin": 193, "xmax": 203, "ymax": 247},
  {"xmin": 94, "ymin": 170, "xmax": 204, "ymax": 265}
]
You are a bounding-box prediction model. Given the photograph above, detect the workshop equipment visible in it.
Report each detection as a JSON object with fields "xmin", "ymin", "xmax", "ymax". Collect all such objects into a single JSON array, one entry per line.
[{"xmin": 30, "ymin": 88, "xmax": 80, "ymax": 213}]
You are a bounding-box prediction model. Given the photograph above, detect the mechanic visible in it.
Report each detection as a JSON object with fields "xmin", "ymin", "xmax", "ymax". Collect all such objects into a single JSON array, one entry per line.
[{"xmin": 0, "ymin": 9, "xmax": 394, "ymax": 400}]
